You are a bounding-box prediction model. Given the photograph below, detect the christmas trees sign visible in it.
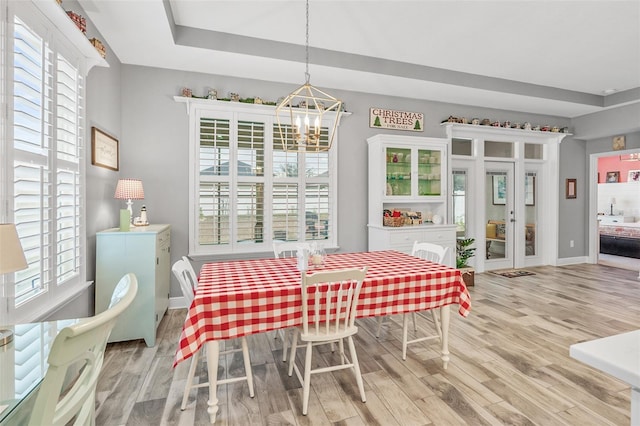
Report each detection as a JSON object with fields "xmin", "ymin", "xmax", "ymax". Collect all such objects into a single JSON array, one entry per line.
[{"xmin": 369, "ymin": 108, "xmax": 424, "ymax": 132}]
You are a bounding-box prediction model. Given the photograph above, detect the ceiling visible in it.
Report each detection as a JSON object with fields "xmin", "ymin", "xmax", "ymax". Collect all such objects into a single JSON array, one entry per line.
[{"xmin": 78, "ymin": 0, "xmax": 640, "ymax": 118}]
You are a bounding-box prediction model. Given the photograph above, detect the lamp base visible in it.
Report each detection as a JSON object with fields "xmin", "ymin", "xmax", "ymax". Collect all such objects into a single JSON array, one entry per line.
[{"xmin": 0, "ymin": 328, "xmax": 14, "ymax": 347}]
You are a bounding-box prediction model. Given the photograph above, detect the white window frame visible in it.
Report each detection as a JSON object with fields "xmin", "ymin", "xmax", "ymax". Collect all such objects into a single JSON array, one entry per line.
[
  {"xmin": 0, "ymin": 1, "xmax": 98, "ymax": 324},
  {"xmin": 178, "ymin": 98, "xmax": 339, "ymax": 257}
]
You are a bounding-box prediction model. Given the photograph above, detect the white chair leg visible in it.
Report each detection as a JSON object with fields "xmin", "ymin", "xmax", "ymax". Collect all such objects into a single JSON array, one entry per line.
[
  {"xmin": 281, "ymin": 329, "xmax": 289, "ymax": 362},
  {"xmin": 240, "ymin": 337, "xmax": 255, "ymax": 397},
  {"xmin": 402, "ymin": 314, "xmax": 410, "ymax": 360},
  {"xmin": 288, "ymin": 330, "xmax": 299, "ymax": 376},
  {"xmin": 338, "ymin": 338, "xmax": 345, "ymax": 364},
  {"xmin": 181, "ymin": 350, "xmax": 200, "ymax": 410},
  {"xmin": 347, "ymin": 335, "xmax": 366, "ymax": 403},
  {"xmin": 302, "ymin": 341, "xmax": 313, "ymax": 415}
]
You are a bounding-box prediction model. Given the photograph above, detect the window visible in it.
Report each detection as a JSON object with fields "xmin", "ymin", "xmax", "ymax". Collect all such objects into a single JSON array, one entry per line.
[
  {"xmin": 1, "ymin": 2, "xmax": 90, "ymax": 324},
  {"xmin": 452, "ymin": 170, "xmax": 468, "ymax": 237},
  {"xmin": 186, "ymin": 101, "xmax": 338, "ymax": 256}
]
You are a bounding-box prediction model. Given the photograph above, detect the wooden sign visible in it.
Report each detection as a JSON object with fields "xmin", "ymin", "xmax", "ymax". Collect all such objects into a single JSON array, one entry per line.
[{"xmin": 369, "ymin": 108, "xmax": 424, "ymax": 132}]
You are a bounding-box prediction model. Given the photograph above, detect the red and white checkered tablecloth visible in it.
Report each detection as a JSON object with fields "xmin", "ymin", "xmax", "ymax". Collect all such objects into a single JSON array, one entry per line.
[{"xmin": 173, "ymin": 250, "xmax": 471, "ymax": 366}]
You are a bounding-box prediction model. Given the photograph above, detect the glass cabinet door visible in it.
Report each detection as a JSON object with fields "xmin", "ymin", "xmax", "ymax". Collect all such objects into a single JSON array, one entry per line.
[
  {"xmin": 417, "ymin": 148, "xmax": 441, "ymax": 196},
  {"xmin": 385, "ymin": 147, "xmax": 412, "ymax": 196}
]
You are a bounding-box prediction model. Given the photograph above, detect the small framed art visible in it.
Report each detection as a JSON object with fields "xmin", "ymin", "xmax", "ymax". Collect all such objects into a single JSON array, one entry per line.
[
  {"xmin": 629, "ymin": 170, "xmax": 640, "ymax": 182},
  {"xmin": 606, "ymin": 171, "xmax": 619, "ymax": 183},
  {"xmin": 566, "ymin": 178, "xmax": 577, "ymax": 199},
  {"xmin": 91, "ymin": 127, "xmax": 119, "ymax": 171},
  {"xmin": 612, "ymin": 135, "xmax": 625, "ymax": 151}
]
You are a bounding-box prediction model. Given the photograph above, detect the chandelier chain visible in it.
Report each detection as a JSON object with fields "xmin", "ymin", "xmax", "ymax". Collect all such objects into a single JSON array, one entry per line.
[{"xmin": 305, "ymin": 0, "xmax": 310, "ymax": 83}]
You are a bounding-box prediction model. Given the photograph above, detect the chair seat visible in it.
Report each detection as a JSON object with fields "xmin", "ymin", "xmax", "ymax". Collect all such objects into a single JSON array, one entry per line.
[{"xmin": 298, "ymin": 324, "xmax": 359, "ymax": 342}]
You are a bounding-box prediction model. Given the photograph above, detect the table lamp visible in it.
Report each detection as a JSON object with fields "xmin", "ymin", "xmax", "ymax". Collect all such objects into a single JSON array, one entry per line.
[
  {"xmin": 114, "ymin": 179, "xmax": 144, "ymax": 230},
  {"xmin": 0, "ymin": 223, "xmax": 28, "ymax": 346},
  {"xmin": 610, "ymin": 197, "xmax": 615, "ymax": 216}
]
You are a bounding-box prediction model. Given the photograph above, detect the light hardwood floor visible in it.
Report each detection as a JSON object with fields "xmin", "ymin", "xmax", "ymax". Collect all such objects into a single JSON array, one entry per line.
[{"xmin": 96, "ymin": 264, "xmax": 640, "ymax": 425}]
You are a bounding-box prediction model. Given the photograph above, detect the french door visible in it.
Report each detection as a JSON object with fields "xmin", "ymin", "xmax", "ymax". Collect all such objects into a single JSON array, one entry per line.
[
  {"xmin": 484, "ymin": 161, "xmax": 541, "ymax": 270},
  {"xmin": 485, "ymin": 162, "xmax": 515, "ymax": 270}
]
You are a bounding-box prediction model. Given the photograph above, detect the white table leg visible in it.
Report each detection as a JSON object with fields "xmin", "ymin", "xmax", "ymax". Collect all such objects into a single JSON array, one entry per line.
[
  {"xmin": 632, "ymin": 387, "xmax": 639, "ymax": 426},
  {"xmin": 440, "ymin": 305, "xmax": 450, "ymax": 369},
  {"xmin": 206, "ymin": 340, "xmax": 220, "ymax": 424}
]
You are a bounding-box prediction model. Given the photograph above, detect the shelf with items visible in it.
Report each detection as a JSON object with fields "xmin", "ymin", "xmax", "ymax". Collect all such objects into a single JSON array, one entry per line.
[{"xmin": 33, "ymin": 0, "xmax": 109, "ymax": 71}]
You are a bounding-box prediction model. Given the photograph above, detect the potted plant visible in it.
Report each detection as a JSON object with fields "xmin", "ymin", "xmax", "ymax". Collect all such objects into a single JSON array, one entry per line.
[{"xmin": 456, "ymin": 237, "xmax": 476, "ymax": 287}]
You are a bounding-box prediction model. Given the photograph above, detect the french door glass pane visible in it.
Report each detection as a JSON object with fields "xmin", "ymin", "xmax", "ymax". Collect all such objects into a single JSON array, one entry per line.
[
  {"xmin": 486, "ymin": 171, "xmax": 507, "ymax": 260},
  {"xmin": 452, "ymin": 170, "xmax": 467, "ymax": 237},
  {"xmin": 524, "ymin": 173, "xmax": 537, "ymax": 256}
]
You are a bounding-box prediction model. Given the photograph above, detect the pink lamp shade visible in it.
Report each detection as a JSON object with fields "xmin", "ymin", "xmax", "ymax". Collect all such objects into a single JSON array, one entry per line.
[
  {"xmin": 114, "ymin": 179, "xmax": 145, "ymax": 200},
  {"xmin": 0, "ymin": 223, "xmax": 28, "ymax": 274}
]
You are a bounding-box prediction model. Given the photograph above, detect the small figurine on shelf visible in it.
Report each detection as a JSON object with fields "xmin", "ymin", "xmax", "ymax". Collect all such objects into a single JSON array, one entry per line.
[{"xmin": 133, "ymin": 205, "xmax": 149, "ymax": 226}]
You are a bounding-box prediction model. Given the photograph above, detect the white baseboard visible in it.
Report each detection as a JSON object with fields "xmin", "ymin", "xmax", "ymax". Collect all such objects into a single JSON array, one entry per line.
[
  {"xmin": 556, "ymin": 256, "xmax": 589, "ymax": 266},
  {"xmin": 169, "ymin": 296, "xmax": 189, "ymax": 309}
]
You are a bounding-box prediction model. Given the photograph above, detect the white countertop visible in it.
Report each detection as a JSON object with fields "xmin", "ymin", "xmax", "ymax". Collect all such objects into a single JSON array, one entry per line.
[{"xmin": 570, "ymin": 329, "xmax": 640, "ymax": 389}]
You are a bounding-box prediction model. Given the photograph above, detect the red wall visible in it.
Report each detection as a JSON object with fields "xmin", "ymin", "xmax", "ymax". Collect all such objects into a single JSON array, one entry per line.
[{"xmin": 598, "ymin": 155, "xmax": 639, "ymax": 183}]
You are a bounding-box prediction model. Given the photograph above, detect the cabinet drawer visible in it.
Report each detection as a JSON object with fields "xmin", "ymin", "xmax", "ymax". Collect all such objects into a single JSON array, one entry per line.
[
  {"xmin": 158, "ymin": 228, "xmax": 171, "ymax": 247},
  {"xmin": 421, "ymin": 227, "xmax": 456, "ymax": 243}
]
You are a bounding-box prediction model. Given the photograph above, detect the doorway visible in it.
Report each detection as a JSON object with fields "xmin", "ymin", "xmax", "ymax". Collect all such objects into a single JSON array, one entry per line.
[
  {"xmin": 590, "ymin": 149, "xmax": 640, "ymax": 274},
  {"xmin": 485, "ymin": 162, "xmax": 514, "ymax": 270}
]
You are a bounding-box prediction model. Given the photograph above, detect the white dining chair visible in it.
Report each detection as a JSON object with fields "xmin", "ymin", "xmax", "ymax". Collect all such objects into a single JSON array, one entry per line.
[
  {"xmin": 182, "ymin": 255, "xmax": 199, "ymax": 289},
  {"xmin": 28, "ymin": 273, "xmax": 138, "ymax": 426},
  {"xmin": 272, "ymin": 241, "xmax": 311, "ymax": 361},
  {"xmin": 376, "ymin": 241, "xmax": 449, "ymax": 360},
  {"xmin": 287, "ymin": 267, "xmax": 368, "ymax": 415},
  {"xmin": 172, "ymin": 260, "xmax": 254, "ymax": 410},
  {"xmin": 272, "ymin": 241, "xmax": 311, "ymax": 259}
]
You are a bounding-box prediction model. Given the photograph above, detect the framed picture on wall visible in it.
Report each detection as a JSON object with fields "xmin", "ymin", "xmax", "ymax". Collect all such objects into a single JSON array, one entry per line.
[
  {"xmin": 566, "ymin": 178, "xmax": 577, "ymax": 199},
  {"xmin": 91, "ymin": 127, "xmax": 119, "ymax": 171},
  {"xmin": 629, "ymin": 170, "xmax": 640, "ymax": 182},
  {"xmin": 606, "ymin": 171, "xmax": 619, "ymax": 183},
  {"xmin": 492, "ymin": 175, "xmax": 506, "ymax": 205}
]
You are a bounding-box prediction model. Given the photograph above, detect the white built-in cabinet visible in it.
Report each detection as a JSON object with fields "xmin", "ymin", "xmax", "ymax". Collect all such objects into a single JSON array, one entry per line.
[{"xmin": 367, "ymin": 134, "xmax": 456, "ymax": 266}]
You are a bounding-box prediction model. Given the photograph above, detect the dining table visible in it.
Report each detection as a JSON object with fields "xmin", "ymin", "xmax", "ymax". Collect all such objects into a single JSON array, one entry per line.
[{"xmin": 174, "ymin": 249, "xmax": 471, "ymax": 424}]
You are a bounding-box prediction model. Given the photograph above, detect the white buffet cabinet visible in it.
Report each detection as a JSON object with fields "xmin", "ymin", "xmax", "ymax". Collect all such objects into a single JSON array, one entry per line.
[
  {"xmin": 368, "ymin": 224, "xmax": 457, "ymax": 267},
  {"xmin": 367, "ymin": 134, "xmax": 456, "ymax": 266},
  {"xmin": 95, "ymin": 224, "xmax": 171, "ymax": 347}
]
